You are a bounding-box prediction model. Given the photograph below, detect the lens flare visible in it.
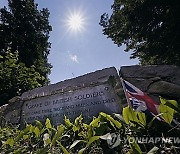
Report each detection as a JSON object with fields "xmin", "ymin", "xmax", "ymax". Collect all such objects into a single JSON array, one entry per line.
[{"xmin": 67, "ymin": 13, "xmax": 85, "ymax": 32}]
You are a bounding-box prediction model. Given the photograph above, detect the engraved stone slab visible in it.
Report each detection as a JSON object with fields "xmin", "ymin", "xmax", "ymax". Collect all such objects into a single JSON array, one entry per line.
[
  {"xmin": 21, "ymin": 83, "xmax": 121, "ymax": 125},
  {"xmin": 2, "ymin": 67, "xmax": 123, "ymax": 126}
]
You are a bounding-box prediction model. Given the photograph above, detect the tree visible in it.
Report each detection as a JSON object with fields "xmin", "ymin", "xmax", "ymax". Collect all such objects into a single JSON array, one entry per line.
[
  {"xmin": 100, "ymin": 0, "xmax": 180, "ymax": 65},
  {"xmin": 0, "ymin": 51, "xmax": 43, "ymax": 105},
  {"xmin": 0, "ymin": 0, "xmax": 52, "ymax": 105},
  {"xmin": 0, "ymin": 0, "xmax": 52, "ymax": 85}
]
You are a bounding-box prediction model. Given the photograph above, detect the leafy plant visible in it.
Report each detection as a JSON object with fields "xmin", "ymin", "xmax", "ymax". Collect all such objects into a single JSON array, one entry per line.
[
  {"xmin": 0, "ymin": 51, "xmax": 44, "ymax": 105},
  {"xmin": 0, "ymin": 102, "xmax": 180, "ymax": 153}
]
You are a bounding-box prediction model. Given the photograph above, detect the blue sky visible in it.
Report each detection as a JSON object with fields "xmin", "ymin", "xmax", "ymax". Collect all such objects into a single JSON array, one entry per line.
[{"xmin": 0, "ymin": 0, "xmax": 139, "ymax": 84}]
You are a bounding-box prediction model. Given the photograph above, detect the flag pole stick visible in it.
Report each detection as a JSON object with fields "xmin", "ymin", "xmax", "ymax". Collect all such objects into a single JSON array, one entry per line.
[{"xmin": 120, "ymin": 77, "xmax": 131, "ymax": 107}]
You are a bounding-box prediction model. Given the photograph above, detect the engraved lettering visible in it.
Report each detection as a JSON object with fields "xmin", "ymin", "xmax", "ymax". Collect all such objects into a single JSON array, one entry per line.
[{"xmin": 21, "ymin": 84, "xmax": 121, "ymax": 126}]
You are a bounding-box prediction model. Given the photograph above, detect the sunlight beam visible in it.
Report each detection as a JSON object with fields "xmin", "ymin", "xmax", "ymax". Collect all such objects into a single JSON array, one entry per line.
[{"xmin": 66, "ymin": 12, "xmax": 85, "ymax": 33}]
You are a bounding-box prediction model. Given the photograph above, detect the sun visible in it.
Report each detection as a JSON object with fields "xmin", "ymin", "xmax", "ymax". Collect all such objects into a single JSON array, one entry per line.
[{"xmin": 67, "ymin": 13, "xmax": 85, "ymax": 32}]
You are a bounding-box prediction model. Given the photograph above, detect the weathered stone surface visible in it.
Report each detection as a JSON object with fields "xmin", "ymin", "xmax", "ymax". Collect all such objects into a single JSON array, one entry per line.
[
  {"xmin": 3, "ymin": 100, "xmax": 23, "ymax": 124},
  {"xmin": 119, "ymin": 77, "xmax": 161, "ymax": 92},
  {"xmin": 120, "ymin": 65, "xmax": 180, "ymax": 86},
  {"xmin": 148, "ymin": 81, "xmax": 180, "ymax": 98},
  {"xmin": 0, "ymin": 104, "xmax": 8, "ymax": 113},
  {"xmin": 4, "ymin": 65, "xmax": 179, "ymax": 126},
  {"xmin": 21, "ymin": 84, "xmax": 120, "ymax": 126},
  {"xmin": 2, "ymin": 67, "xmax": 122, "ymax": 126},
  {"xmin": 120, "ymin": 65, "xmax": 180, "ymax": 101},
  {"xmin": 21, "ymin": 67, "xmax": 119, "ymax": 101}
]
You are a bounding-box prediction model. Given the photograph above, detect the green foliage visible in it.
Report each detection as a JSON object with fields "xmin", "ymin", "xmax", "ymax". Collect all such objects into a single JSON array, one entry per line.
[
  {"xmin": 162, "ymin": 98, "xmax": 180, "ymax": 114},
  {"xmin": 147, "ymin": 146, "xmax": 159, "ymax": 154},
  {"xmin": 123, "ymin": 106, "xmax": 146, "ymax": 126},
  {"xmin": 0, "ymin": 51, "xmax": 44, "ymax": 105},
  {"xmin": 100, "ymin": 0, "xmax": 180, "ymax": 65},
  {"xmin": 0, "ymin": 112, "xmax": 124, "ymax": 153},
  {"xmin": 0, "ymin": 104, "xmax": 180, "ymax": 154},
  {"xmin": 128, "ymin": 136, "xmax": 142, "ymax": 154},
  {"xmin": 159, "ymin": 97, "xmax": 177, "ymax": 124},
  {"xmin": 0, "ymin": 0, "xmax": 52, "ymax": 105}
]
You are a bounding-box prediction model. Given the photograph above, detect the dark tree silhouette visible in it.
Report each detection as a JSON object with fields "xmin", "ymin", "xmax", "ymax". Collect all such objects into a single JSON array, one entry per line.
[
  {"xmin": 100, "ymin": 0, "xmax": 180, "ymax": 65},
  {"xmin": 0, "ymin": 0, "xmax": 52, "ymax": 105}
]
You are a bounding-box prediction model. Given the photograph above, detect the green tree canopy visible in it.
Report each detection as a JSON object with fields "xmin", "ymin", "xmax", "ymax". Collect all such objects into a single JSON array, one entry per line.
[
  {"xmin": 0, "ymin": 0, "xmax": 52, "ymax": 105},
  {"xmin": 0, "ymin": 51, "xmax": 43, "ymax": 105},
  {"xmin": 100, "ymin": 0, "xmax": 180, "ymax": 65},
  {"xmin": 0, "ymin": 0, "xmax": 52, "ymax": 84}
]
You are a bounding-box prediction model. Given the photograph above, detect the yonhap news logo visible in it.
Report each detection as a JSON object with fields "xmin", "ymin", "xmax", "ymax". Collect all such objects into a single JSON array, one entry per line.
[{"xmin": 105, "ymin": 133, "xmax": 180, "ymax": 148}]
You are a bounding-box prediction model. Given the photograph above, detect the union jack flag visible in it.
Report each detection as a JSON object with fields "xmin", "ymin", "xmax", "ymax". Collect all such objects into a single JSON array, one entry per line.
[{"xmin": 121, "ymin": 78, "xmax": 159, "ymax": 116}]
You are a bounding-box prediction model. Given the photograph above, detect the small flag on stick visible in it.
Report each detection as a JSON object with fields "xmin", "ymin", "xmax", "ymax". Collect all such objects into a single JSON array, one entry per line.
[{"xmin": 120, "ymin": 78, "xmax": 159, "ymax": 117}]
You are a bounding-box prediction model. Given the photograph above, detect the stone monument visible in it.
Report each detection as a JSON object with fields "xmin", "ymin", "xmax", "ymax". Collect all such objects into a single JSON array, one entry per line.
[{"xmin": 2, "ymin": 67, "xmax": 123, "ymax": 126}]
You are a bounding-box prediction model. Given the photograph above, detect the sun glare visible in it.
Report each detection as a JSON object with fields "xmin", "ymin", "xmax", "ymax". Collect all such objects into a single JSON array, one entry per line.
[{"xmin": 67, "ymin": 13, "xmax": 85, "ymax": 32}]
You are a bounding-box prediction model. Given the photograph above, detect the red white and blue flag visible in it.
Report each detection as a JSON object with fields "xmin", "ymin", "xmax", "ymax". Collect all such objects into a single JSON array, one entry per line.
[{"xmin": 120, "ymin": 78, "xmax": 159, "ymax": 116}]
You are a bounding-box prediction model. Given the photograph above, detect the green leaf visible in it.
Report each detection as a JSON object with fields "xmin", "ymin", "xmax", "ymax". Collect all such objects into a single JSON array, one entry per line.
[
  {"xmin": 56, "ymin": 140, "xmax": 70, "ymax": 154},
  {"xmin": 14, "ymin": 148, "xmax": 26, "ymax": 154},
  {"xmin": 15, "ymin": 124, "xmax": 32, "ymax": 141},
  {"xmin": 34, "ymin": 126, "xmax": 40, "ymax": 138},
  {"xmin": 100, "ymin": 112, "xmax": 122, "ymax": 128},
  {"xmin": 87, "ymin": 136, "xmax": 100, "ymax": 147},
  {"xmin": 6, "ymin": 138, "xmax": 14, "ymax": 147},
  {"xmin": 164, "ymin": 100, "xmax": 180, "ymax": 113},
  {"xmin": 70, "ymin": 140, "xmax": 86, "ymax": 149},
  {"xmin": 51, "ymin": 125, "xmax": 65, "ymax": 146},
  {"xmin": 147, "ymin": 146, "xmax": 159, "ymax": 154},
  {"xmin": 44, "ymin": 138, "xmax": 51, "ymax": 147},
  {"xmin": 36, "ymin": 147, "xmax": 49, "ymax": 154},
  {"xmin": 159, "ymin": 97, "xmax": 175, "ymax": 124},
  {"xmin": 40, "ymin": 128, "xmax": 46, "ymax": 135},
  {"xmin": 64, "ymin": 116, "xmax": 73, "ymax": 128},
  {"xmin": 45, "ymin": 118, "xmax": 52, "ymax": 129},
  {"xmin": 23, "ymin": 135, "xmax": 29, "ymax": 140},
  {"xmin": 122, "ymin": 106, "xmax": 146, "ymax": 126},
  {"xmin": 15, "ymin": 131, "xmax": 25, "ymax": 142},
  {"xmin": 89, "ymin": 117, "xmax": 101, "ymax": 127},
  {"xmin": 128, "ymin": 136, "xmax": 142, "ymax": 154},
  {"xmin": 87, "ymin": 125, "xmax": 95, "ymax": 139},
  {"xmin": 35, "ymin": 120, "xmax": 43, "ymax": 129},
  {"xmin": 78, "ymin": 130, "xmax": 87, "ymax": 138},
  {"xmin": 136, "ymin": 112, "xmax": 146, "ymax": 126},
  {"xmin": 78, "ymin": 147, "xmax": 86, "ymax": 154},
  {"xmin": 123, "ymin": 106, "xmax": 136, "ymax": 124},
  {"xmin": 77, "ymin": 136, "xmax": 100, "ymax": 154},
  {"xmin": 72, "ymin": 125, "xmax": 79, "ymax": 132},
  {"xmin": 113, "ymin": 113, "xmax": 125, "ymax": 123},
  {"xmin": 29, "ymin": 125, "xmax": 35, "ymax": 133},
  {"xmin": 73, "ymin": 115, "xmax": 83, "ymax": 132}
]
